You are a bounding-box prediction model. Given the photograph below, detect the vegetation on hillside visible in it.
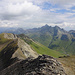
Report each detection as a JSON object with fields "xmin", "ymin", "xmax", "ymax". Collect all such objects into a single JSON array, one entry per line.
[
  {"xmin": 24, "ymin": 25, "xmax": 75, "ymax": 55},
  {"xmin": 18, "ymin": 34, "xmax": 64, "ymax": 58},
  {"xmin": 0, "ymin": 33, "xmax": 12, "ymax": 52},
  {"xmin": 5, "ymin": 25, "xmax": 75, "ymax": 55},
  {"xmin": 0, "ymin": 33, "xmax": 11, "ymax": 44},
  {"xmin": 29, "ymin": 41, "xmax": 64, "ymax": 58}
]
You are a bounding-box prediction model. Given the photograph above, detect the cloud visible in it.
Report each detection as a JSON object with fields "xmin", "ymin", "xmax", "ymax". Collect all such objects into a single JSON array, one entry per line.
[
  {"xmin": 0, "ymin": 20, "xmax": 18, "ymax": 27},
  {"xmin": 0, "ymin": 1, "xmax": 40, "ymax": 20},
  {"xmin": 0, "ymin": 0, "xmax": 75, "ymax": 30}
]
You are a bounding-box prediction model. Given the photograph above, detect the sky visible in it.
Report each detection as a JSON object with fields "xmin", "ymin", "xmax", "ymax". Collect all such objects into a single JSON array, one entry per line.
[{"xmin": 0, "ymin": 0, "xmax": 75, "ymax": 30}]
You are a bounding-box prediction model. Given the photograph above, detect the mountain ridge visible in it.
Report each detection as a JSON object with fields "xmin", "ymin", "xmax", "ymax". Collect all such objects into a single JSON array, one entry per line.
[
  {"xmin": 20, "ymin": 25, "xmax": 75, "ymax": 55},
  {"xmin": 0, "ymin": 33, "xmax": 67, "ymax": 75},
  {"xmin": 0, "ymin": 33, "xmax": 39, "ymax": 71},
  {"xmin": 2, "ymin": 25, "xmax": 75, "ymax": 55}
]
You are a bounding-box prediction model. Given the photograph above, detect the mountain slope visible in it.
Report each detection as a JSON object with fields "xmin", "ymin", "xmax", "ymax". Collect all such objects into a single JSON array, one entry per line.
[
  {"xmin": 0, "ymin": 33, "xmax": 74, "ymax": 75},
  {"xmin": 0, "ymin": 33, "xmax": 65, "ymax": 71},
  {"xmin": 4, "ymin": 25, "xmax": 75, "ymax": 55},
  {"xmin": 0, "ymin": 33, "xmax": 38, "ymax": 71},
  {"xmin": 18, "ymin": 34, "xmax": 64, "ymax": 58},
  {"xmin": 23, "ymin": 25, "xmax": 75, "ymax": 55}
]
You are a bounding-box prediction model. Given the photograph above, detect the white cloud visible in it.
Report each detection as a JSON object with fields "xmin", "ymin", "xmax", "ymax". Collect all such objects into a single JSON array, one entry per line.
[
  {"xmin": 0, "ymin": 0, "xmax": 75, "ymax": 30},
  {"xmin": 0, "ymin": 1, "xmax": 40, "ymax": 20},
  {"xmin": 0, "ymin": 20, "xmax": 18, "ymax": 27}
]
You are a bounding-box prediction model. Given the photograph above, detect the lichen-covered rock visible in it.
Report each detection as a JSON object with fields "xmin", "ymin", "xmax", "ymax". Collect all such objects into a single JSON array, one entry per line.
[{"xmin": 0, "ymin": 55, "xmax": 66, "ymax": 75}]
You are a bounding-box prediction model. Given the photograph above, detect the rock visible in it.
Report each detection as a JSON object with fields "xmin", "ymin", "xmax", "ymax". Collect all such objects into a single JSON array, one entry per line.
[
  {"xmin": 4, "ymin": 33, "xmax": 17, "ymax": 39},
  {"xmin": 0, "ymin": 33, "xmax": 38, "ymax": 71},
  {"xmin": 0, "ymin": 55, "xmax": 67, "ymax": 75},
  {"xmin": 3, "ymin": 33, "xmax": 38, "ymax": 59},
  {"xmin": 12, "ymin": 38, "xmax": 38, "ymax": 59}
]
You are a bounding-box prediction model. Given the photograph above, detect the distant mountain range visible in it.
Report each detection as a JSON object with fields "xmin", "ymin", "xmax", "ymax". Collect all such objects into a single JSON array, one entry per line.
[
  {"xmin": 2, "ymin": 24, "xmax": 75, "ymax": 55},
  {"xmin": 0, "ymin": 27, "xmax": 17, "ymax": 34}
]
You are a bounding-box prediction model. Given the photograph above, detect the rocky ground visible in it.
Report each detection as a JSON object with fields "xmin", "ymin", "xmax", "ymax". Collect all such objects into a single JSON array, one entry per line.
[
  {"xmin": 0, "ymin": 55, "xmax": 66, "ymax": 75},
  {"xmin": 58, "ymin": 56, "xmax": 75, "ymax": 75}
]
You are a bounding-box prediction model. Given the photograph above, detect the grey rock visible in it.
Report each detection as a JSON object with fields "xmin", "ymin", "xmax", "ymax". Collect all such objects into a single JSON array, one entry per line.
[{"xmin": 0, "ymin": 55, "xmax": 67, "ymax": 75}]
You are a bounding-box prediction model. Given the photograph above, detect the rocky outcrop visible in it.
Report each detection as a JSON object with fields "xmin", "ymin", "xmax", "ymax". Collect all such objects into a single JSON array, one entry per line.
[
  {"xmin": 3, "ymin": 33, "xmax": 38, "ymax": 59},
  {"xmin": 0, "ymin": 33, "xmax": 38, "ymax": 71},
  {"xmin": 4, "ymin": 33, "xmax": 17, "ymax": 39},
  {"xmin": 0, "ymin": 55, "xmax": 66, "ymax": 75},
  {"xmin": 12, "ymin": 38, "xmax": 38, "ymax": 59}
]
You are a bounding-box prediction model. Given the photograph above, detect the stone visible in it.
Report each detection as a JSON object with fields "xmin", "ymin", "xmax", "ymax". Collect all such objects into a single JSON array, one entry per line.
[{"xmin": 0, "ymin": 55, "xmax": 67, "ymax": 75}]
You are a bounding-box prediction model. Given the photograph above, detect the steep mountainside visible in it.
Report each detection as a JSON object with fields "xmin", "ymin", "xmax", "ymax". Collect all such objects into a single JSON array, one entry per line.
[
  {"xmin": 69, "ymin": 30, "xmax": 75, "ymax": 37},
  {"xmin": 18, "ymin": 34, "xmax": 64, "ymax": 58},
  {"xmin": 24, "ymin": 25, "xmax": 75, "ymax": 55},
  {"xmin": 0, "ymin": 33, "xmax": 38, "ymax": 71},
  {"xmin": 0, "ymin": 33, "xmax": 67, "ymax": 75},
  {"xmin": 4, "ymin": 33, "xmax": 38, "ymax": 59},
  {"xmin": 4, "ymin": 25, "xmax": 75, "ymax": 55}
]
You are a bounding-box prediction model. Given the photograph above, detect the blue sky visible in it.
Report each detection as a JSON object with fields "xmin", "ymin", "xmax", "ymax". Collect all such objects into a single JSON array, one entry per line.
[{"xmin": 0, "ymin": 0, "xmax": 75, "ymax": 30}]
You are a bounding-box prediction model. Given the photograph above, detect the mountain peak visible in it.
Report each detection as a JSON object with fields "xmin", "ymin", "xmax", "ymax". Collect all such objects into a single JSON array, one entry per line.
[
  {"xmin": 54, "ymin": 25, "xmax": 60, "ymax": 29},
  {"xmin": 41, "ymin": 24, "xmax": 50, "ymax": 28},
  {"xmin": 45, "ymin": 24, "xmax": 49, "ymax": 27}
]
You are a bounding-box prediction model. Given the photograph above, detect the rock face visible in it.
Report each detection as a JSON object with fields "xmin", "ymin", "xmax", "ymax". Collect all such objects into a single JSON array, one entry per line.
[
  {"xmin": 4, "ymin": 33, "xmax": 17, "ymax": 39},
  {"xmin": 3, "ymin": 33, "xmax": 38, "ymax": 59},
  {"xmin": 12, "ymin": 38, "xmax": 38, "ymax": 59},
  {"xmin": 0, "ymin": 33, "xmax": 38, "ymax": 71},
  {"xmin": 0, "ymin": 55, "xmax": 66, "ymax": 75}
]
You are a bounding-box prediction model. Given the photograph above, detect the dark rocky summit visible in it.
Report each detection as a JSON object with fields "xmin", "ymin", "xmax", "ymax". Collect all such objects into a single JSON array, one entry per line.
[{"xmin": 0, "ymin": 55, "xmax": 66, "ymax": 75}]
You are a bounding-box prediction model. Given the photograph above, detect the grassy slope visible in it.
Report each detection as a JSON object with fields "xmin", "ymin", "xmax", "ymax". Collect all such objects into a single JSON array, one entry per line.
[
  {"xmin": 30, "ymin": 41, "xmax": 64, "ymax": 58},
  {"xmin": 23, "ymin": 37, "xmax": 64, "ymax": 58},
  {"xmin": 18, "ymin": 34, "xmax": 65, "ymax": 58},
  {"xmin": 0, "ymin": 33, "xmax": 10, "ymax": 44},
  {"xmin": 0, "ymin": 33, "xmax": 12, "ymax": 52},
  {"xmin": 49, "ymin": 38, "xmax": 75, "ymax": 55},
  {"xmin": 29, "ymin": 33, "xmax": 75, "ymax": 55},
  {"xmin": 26, "ymin": 28, "xmax": 75, "ymax": 55},
  {"xmin": 58, "ymin": 56, "xmax": 75, "ymax": 75},
  {"xmin": 27, "ymin": 33, "xmax": 53, "ymax": 47}
]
